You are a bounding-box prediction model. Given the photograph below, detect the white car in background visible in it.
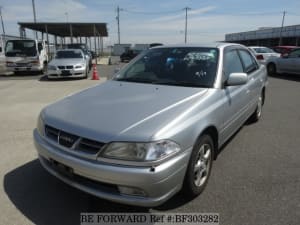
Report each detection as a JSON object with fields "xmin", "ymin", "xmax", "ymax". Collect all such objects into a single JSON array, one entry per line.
[
  {"xmin": 248, "ymin": 46, "xmax": 280, "ymax": 65},
  {"xmin": 47, "ymin": 49, "xmax": 89, "ymax": 79}
]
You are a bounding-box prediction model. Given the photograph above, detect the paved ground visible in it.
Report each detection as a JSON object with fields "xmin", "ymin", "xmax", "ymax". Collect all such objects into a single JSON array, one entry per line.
[{"xmin": 0, "ymin": 67, "xmax": 299, "ymax": 225}]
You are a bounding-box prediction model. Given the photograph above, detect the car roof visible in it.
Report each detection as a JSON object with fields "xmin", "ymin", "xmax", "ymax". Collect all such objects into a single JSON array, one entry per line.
[
  {"xmin": 248, "ymin": 46, "xmax": 270, "ymax": 48},
  {"xmin": 150, "ymin": 42, "xmax": 245, "ymax": 49},
  {"xmin": 273, "ymin": 46, "xmax": 297, "ymax": 49},
  {"xmin": 57, "ymin": 48, "xmax": 83, "ymax": 52}
]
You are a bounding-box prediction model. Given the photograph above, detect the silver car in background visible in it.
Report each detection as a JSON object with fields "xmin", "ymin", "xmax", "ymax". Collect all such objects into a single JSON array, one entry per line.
[
  {"xmin": 248, "ymin": 46, "xmax": 280, "ymax": 65},
  {"xmin": 267, "ymin": 48, "xmax": 300, "ymax": 75},
  {"xmin": 34, "ymin": 43, "xmax": 267, "ymax": 207},
  {"xmin": 47, "ymin": 49, "xmax": 89, "ymax": 79}
]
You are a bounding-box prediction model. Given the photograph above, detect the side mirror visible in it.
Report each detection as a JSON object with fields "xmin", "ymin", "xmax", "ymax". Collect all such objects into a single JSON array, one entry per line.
[{"xmin": 226, "ymin": 73, "xmax": 248, "ymax": 86}]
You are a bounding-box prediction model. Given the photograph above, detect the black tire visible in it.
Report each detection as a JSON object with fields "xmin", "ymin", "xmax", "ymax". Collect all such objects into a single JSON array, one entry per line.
[
  {"xmin": 249, "ymin": 91, "xmax": 264, "ymax": 123},
  {"xmin": 84, "ymin": 68, "xmax": 88, "ymax": 79},
  {"xmin": 182, "ymin": 134, "xmax": 214, "ymax": 197},
  {"xmin": 267, "ymin": 63, "xmax": 276, "ymax": 76}
]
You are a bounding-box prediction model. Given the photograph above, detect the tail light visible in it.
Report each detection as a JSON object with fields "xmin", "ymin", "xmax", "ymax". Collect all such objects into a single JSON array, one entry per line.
[{"xmin": 256, "ymin": 55, "xmax": 264, "ymax": 60}]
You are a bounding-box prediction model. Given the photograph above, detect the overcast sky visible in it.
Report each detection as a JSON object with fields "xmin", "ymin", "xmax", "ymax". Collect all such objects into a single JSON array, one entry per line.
[{"xmin": 1, "ymin": 0, "xmax": 300, "ymax": 46}]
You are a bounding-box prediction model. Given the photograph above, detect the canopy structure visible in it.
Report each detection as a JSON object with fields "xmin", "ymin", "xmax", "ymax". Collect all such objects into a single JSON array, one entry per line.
[
  {"xmin": 18, "ymin": 22, "xmax": 108, "ymax": 37},
  {"xmin": 17, "ymin": 22, "xmax": 108, "ymax": 60}
]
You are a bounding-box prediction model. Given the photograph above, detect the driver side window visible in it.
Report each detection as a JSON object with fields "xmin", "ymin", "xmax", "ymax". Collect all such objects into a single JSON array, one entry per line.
[{"xmin": 223, "ymin": 50, "xmax": 244, "ymax": 82}]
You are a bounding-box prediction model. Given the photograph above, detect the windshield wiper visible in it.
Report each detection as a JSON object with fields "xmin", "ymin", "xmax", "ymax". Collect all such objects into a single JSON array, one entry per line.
[
  {"xmin": 154, "ymin": 81, "xmax": 211, "ymax": 88},
  {"xmin": 114, "ymin": 77, "xmax": 157, "ymax": 84}
]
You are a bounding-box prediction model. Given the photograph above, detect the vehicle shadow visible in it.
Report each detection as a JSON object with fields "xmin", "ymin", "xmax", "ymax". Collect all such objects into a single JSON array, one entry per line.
[
  {"xmin": 39, "ymin": 75, "xmax": 87, "ymax": 82},
  {"xmin": 270, "ymin": 73, "xmax": 300, "ymax": 82},
  {"xmin": 3, "ymin": 159, "xmax": 151, "ymax": 225},
  {"xmin": 0, "ymin": 72, "xmax": 42, "ymax": 80}
]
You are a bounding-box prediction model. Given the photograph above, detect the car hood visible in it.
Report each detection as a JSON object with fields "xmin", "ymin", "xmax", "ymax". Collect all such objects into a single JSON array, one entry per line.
[
  {"xmin": 43, "ymin": 80, "xmax": 208, "ymax": 142},
  {"xmin": 49, "ymin": 58, "xmax": 85, "ymax": 66}
]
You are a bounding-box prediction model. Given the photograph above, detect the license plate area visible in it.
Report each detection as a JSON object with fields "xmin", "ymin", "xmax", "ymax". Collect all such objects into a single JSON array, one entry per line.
[
  {"xmin": 61, "ymin": 70, "xmax": 71, "ymax": 76},
  {"xmin": 49, "ymin": 158, "xmax": 74, "ymax": 178}
]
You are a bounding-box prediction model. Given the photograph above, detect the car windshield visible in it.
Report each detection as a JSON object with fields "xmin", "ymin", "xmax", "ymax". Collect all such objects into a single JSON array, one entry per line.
[
  {"xmin": 253, "ymin": 47, "xmax": 275, "ymax": 53},
  {"xmin": 55, "ymin": 50, "xmax": 83, "ymax": 59},
  {"xmin": 114, "ymin": 47, "xmax": 219, "ymax": 88},
  {"xmin": 5, "ymin": 40, "xmax": 37, "ymax": 57}
]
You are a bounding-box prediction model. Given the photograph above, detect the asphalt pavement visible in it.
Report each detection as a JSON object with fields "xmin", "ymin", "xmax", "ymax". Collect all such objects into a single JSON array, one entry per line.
[{"xmin": 0, "ymin": 68, "xmax": 299, "ymax": 225}]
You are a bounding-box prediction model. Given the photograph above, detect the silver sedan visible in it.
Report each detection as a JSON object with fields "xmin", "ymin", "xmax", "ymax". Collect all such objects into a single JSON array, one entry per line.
[
  {"xmin": 267, "ymin": 48, "xmax": 300, "ymax": 75},
  {"xmin": 47, "ymin": 49, "xmax": 89, "ymax": 79},
  {"xmin": 34, "ymin": 43, "xmax": 267, "ymax": 207}
]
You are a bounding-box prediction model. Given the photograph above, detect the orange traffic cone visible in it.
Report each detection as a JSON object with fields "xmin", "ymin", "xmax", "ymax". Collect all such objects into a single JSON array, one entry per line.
[{"xmin": 92, "ymin": 64, "xmax": 99, "ymax": 80}]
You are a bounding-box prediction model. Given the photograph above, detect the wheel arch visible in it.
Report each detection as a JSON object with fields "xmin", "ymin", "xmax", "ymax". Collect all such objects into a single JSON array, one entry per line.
[{"xmin": 196, "ymin": 126, "xmax": 219, "ymax": 160}]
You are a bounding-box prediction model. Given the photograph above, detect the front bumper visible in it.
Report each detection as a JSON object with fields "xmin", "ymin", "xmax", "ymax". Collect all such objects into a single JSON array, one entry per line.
[
  {"xmin": 47, "ymin": 68, "xmax": 86, "ymax": 79},
  {"xmin": 33, "ymin": 129, "xmax": 191, "ymax": 207},
  {"xmin": 6, "ymin": 65, "xmax": 43, "ymax": 72}
]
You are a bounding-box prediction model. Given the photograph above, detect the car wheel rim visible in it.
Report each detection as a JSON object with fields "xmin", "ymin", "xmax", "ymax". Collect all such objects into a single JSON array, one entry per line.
[
  {"xmin": 194, "ymin": 143, "xmax": 211, "ymax": 187},
  {"xmin": 257, "ymin": 95, "xmax": 262, "ymax": 118}
]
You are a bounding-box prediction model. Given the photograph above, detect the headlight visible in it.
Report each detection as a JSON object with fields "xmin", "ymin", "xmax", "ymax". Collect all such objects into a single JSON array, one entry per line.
[
  {"xmin": 99, "ymin": 140, "xmax": 180, "ymax": 161},
  {"xmin": 37, "ymin": 113, "xmax": 45, "ymax": 136},
  {"xmin": 6, "ymin": 61, "xmax": 14, "ymax": 66},
  {"xmin": 47, "ymin": 65, "xmax": 56, "ymax": 70},
  {"xmin": 75, "ymin": 64, "xmax": 85, "ymax": 69}
]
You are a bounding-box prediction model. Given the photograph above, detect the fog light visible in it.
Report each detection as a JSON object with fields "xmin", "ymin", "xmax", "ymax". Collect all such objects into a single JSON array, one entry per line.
[{"xmin": 118, "ymin": 186, "xmax": 146, "ymax": 197}]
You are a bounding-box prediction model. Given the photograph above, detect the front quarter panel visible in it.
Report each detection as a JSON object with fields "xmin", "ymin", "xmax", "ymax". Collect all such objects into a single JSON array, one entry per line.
[{"xmin": 152, "ymin": 89, "xmax": 224, "ymax": 151}]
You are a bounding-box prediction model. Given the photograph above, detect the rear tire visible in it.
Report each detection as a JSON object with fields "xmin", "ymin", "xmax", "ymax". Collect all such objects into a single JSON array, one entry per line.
[
  {"xmin": 182, "ymin": 134, "xmax": 214, "ymax": 197},
  {"xmin": 267, "ymin": 63, "xmax": 276, "ymax": 76}
]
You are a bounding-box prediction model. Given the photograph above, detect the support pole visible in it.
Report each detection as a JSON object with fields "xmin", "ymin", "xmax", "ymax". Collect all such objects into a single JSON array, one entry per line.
[
  {"xmin": 0, "ymin": 7, "xmax": 5, "ymax": 36},
  {"xmin": 94, "ymin": 25, "xmax": 97, "ymax": 64},
  {"xmin": 69, "ymin": 24, "xmax": 73, "ymax": 44},
  {"xmin": 184, "ymin": 7, "xmax": 191, "ymax": 44},
  {"xmin": 45, "ymin": 24, "xmax": 50, "ymax": 60},
  {"xmin": 279, "ymin": 11, "xmax": 286, "ymax": 46}
]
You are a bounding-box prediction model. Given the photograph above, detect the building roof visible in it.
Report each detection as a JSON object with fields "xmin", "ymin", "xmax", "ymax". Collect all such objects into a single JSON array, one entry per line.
[{"xmin": 18, "ymin": 22, "xmax": 108, "ymax": 37}]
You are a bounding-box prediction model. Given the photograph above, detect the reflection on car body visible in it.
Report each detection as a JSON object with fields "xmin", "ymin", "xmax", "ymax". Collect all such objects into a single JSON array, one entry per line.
[{"xmin": 34, "ymin": 43, "xmax": 267, "ymax": 207}]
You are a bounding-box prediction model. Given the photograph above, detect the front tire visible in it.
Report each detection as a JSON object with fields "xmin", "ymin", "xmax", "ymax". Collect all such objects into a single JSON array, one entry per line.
[
  {"xmin": 249, "ymin": 92, "xmax": 264, "ymax": 123},
  {"xmin": 183, "ymin": 134, "xmax": 214, "ymax": 197},
  {"xmin": 267, "ymin": 63, "xmax": 276, "ymax": 76}
]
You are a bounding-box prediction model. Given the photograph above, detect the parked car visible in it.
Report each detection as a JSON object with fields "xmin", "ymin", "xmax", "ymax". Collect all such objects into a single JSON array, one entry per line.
[
  {"xmin": 66, "ymin": 43, "xmax": 92, "ymax": 70},
  {"xmin": 149, "ymin": 43, "xmax": 163, "ymax": 48},
  {"xmin": 34, "ymin": 43, "xmax": 267, "ymax": 207},
  {"xmin": 248, "ymin": 46, "xmax": 280, "ymax": 65},
  {"xmin": 272, "ymin": 46, "xmax": 297, "ymax": 56},
  {"xmin": 120, "ymin": 49, "xmax": 141, "ymax": 62},
  {"xmin": 267, "ymin": 48, "xmax": 300, "ymax": 75},
  {"xmin": 47, "ymin": 49, "xmax": 89, "ymax": 79}
]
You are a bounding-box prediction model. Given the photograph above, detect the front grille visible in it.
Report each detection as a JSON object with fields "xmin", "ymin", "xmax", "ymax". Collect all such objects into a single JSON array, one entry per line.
[
  {"xmin": 16, "ymin": 63, "xmax": 29, "ymax": 67},
  {"xmin": 45, "ymin": 125, "xmax": 59, "ymax": 141},
  {"xmin": 58, "ymin": 131, "xmax": 79, "ymax": 148},
  {"xmin": 45, "ymin": 125, "xmax": 104, "ymax": 155},
  {"xmin": 66, "ymin": 65, "xmax": 73, "ymax": 69},
  {"xmin": 76, "ymin": 138, "xmax": 104, "ymax": 154},
  {"xmin": 58, "ymin": 66, "xmax": 65, "ymax": 69}
]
